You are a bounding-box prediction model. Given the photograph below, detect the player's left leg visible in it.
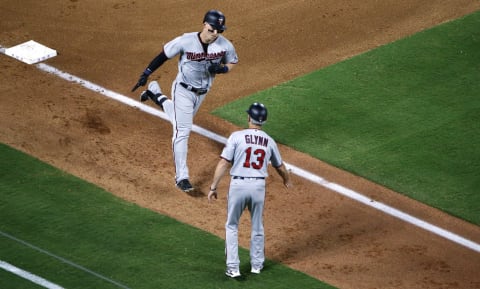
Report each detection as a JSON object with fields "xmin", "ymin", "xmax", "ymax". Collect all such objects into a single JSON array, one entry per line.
[
  {"xmin": 249, "ymin": 181, "xmax": 266, "ymax": 272},
  {"xmin": 171, "ymin": 84, "xmax": 196, "ymax": 186},
  {"xmin": 225, "ymin": 182, "xmax": 248, "ymax": 272}
]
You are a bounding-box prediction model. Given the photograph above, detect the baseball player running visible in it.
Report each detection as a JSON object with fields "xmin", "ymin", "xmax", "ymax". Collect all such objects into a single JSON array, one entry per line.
[
  {"xmin": 208, "ymin": 103, "xmax": 292, "ymax": 278},
  {"xmin": 132, "ymin": 9, "xmax": 238, "ymax": 193}
]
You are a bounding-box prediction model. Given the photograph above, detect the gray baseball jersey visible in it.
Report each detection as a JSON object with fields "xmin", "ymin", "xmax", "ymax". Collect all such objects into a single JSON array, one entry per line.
[
  {"xmin": 221, "ymin": 128, "xmax": 283, "ymax": 177},
  {"xmin": 221, "ymin": 128, "xmax": 283, "ymax": 272},
  {"xmin": 164, "ymin": 32, "xmax": 238, "ymax": 90}
]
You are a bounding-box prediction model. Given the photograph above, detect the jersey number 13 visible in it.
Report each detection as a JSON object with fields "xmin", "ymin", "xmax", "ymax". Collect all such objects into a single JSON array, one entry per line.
[{"xmin": 243, "ymin": 147, "xmax": 266, "ymax": 170}]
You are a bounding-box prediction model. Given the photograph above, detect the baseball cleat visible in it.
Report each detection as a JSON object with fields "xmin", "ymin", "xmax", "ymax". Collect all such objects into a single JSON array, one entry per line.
[
  {"xmin": 177, "ymin": 179, "xmax": 194, "ymax": 192},
  {"xmin": 140, "ymin": 81, "xmax": 167, "ymax": 110},
  {"xmin": 140, "ymin": 90, "xmax": 150, "ymax": 102},
  {"xmin": 225, "ymin": 269, "xmax": 241, "ymax": 278},
  {"xmin": 251, "ymin": 267, "xmax": 262, "ymax": 274}
]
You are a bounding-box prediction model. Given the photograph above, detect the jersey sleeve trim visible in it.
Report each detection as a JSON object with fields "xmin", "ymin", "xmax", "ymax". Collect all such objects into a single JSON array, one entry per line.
[
  {"xmin": 220, "ymin": 156, "xmax": 232, "ymax": 162},
  {"xmin": 272, "ymin": 162, "xmax": 283, "ymax": 169}
]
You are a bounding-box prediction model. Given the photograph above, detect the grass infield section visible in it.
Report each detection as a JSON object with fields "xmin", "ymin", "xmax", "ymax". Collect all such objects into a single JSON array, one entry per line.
[
  {"xmin": 0, "ymin": 143, "xmax": 335, "ymax": 289},
  {"xmin": 214, "ymin": 11, "xmax": 480, "ymax": 225}
]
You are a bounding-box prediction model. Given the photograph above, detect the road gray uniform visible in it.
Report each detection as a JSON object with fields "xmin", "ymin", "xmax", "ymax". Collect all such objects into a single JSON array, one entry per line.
[
  {"xmin": 220, "ymin": 128, "xmax": 284, "ymax": 272},
  {"xmin": 134, "ymin": 10, "xmax": 237, "ymax": 192},
  {"xmin": 159, "ymin": 32, "xmax": 238, "ymax": 184}
]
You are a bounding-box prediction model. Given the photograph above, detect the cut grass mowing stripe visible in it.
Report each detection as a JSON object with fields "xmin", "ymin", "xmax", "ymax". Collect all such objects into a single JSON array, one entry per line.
[
  {"xmin": 0, "ymin": 230, "xmax": 131, "ymax": 289},
  {"xmin": 0, "ymin": 260, "xmax": 65, "ymax": 289},
  {"xmin": 0, "ymin": 143, "xmax": 333, "ymax": 289}
]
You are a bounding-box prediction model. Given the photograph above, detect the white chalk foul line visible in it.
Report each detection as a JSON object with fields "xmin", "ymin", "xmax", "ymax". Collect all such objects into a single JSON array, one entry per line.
[
  {"xmin": 35, "ymin": 63, "xmax": 480, "ymax": 253},
  {"xmin": 288, "ymin": 164, "xmax": 480, "ymax": 252},
  {"xmin": 0, "ymin": 260, "xmax": 65, "ymax": 289}
]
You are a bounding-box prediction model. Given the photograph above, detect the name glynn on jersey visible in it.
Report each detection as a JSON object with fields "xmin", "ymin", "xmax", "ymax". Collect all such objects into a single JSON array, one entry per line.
[{"xmin": 245, "ymin": 134, "xmax": 269, "ymax": 147}]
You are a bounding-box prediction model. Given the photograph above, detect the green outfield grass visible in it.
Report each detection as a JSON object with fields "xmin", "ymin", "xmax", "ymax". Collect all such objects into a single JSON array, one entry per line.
[
  {"xmin": 3, "ymin": 9, "xmax": 479, "ymax": 289},
  {"xmin": 0, "ymin": 143, "xmax": 335, "ymax": 289},
  {"xmin": 213, "ymin": 11, "xmax": 480, "ymax": 225}
]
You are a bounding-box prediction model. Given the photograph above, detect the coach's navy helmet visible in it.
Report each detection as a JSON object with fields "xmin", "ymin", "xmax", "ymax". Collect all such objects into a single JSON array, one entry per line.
[
  {"xmin": 204, "ymin": 10, "xmax": 227, "ymax": 31},
  {"xmin": 247, "ymin": 102, "xmax": 268, "ymax": 125}
]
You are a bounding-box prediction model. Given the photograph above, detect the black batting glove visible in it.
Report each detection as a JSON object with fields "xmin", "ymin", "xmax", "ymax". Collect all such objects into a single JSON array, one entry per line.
[
  {"xmin": 208, "ymin": 63, "xmax": 229, "ymax": 75},
  {"xmin": 131, "ymin": 68, "xmax": 152, "ymax": 92}
]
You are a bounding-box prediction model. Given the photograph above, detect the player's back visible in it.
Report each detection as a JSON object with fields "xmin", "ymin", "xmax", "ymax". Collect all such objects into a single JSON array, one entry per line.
[{"xmin": 227, "ymin": 128, "xmax": 281, "ymax": 178}]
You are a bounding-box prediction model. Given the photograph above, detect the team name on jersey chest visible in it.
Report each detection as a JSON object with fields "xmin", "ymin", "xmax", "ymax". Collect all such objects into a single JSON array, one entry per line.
[
  {"xmin": 245, "ymin": 134, "xmax": 269, "ymax": 147},
  {"xmin": 186, "ymin": 51, "xmax": 226, "ymax": 61}
]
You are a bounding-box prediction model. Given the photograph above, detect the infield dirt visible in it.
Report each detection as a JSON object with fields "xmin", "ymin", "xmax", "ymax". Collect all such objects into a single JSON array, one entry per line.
[{"xmin": 1, "ymin": 1, "xmax": 480, "ymax": 288}]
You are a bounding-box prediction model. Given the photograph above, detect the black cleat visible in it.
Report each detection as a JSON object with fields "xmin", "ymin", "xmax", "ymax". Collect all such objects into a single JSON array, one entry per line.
[
  {"xmin": 140, "ymin": 81, "xmax": 167, "ymax": 110},
  {"xmin": 177, "ymin": 179, "xmax": 194, "ymax": 192},
  {"xmin": 140, "ymin": 90, "xmax": 152, "ymax": 102}
]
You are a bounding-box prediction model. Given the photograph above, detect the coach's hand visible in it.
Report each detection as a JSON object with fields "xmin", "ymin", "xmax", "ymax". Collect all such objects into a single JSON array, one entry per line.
[{"xmin": 208, "ymin": 187, "xmax": 218, "ymax": 203}]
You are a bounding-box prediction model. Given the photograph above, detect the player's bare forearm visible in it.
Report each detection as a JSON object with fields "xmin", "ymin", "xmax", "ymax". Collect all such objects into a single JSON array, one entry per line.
[
  {"xmin": 208, "ymin": 158, "xmax": 230, "ymax": 202},
  {"xmin": 211, "ymin": 158, "xmax": 230, "ymax": 188},
  {"xmin": 275, "ymin": 164, "xmax": 292, "ymax": 188}
]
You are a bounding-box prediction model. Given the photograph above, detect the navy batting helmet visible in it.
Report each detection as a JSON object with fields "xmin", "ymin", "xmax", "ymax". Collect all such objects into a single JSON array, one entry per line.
[
  {"xmin": 246, "ymin": 103, "xmax": 268, "ymax": 125},
  {"xmin": 203, "ymin": 10, "xmax": 227, "ymax": 31}
]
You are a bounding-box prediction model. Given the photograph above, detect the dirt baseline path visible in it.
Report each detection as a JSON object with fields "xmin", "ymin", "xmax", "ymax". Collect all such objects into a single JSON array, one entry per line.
[{"xmin": 1, "ymin": 1, "xmax": 480, "ymax": 288}]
